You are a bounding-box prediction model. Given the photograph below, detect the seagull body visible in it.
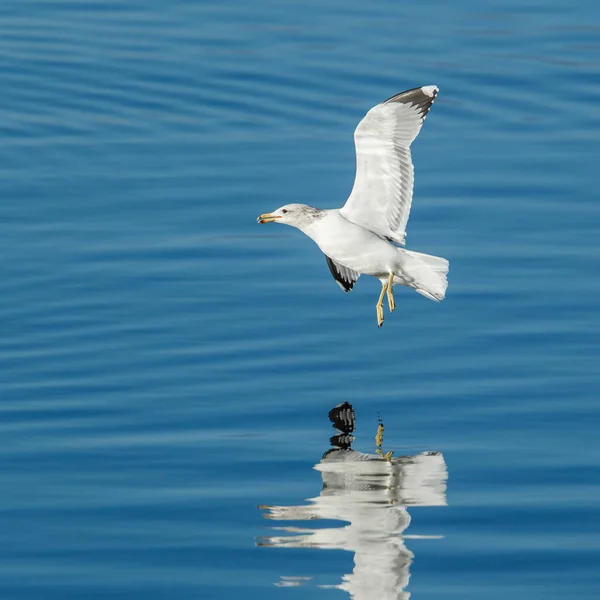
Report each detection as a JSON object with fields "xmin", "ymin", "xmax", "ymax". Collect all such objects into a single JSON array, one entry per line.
[{"xmin": 258, "ymin": 85, "xmax": 448, "ymax": 327}]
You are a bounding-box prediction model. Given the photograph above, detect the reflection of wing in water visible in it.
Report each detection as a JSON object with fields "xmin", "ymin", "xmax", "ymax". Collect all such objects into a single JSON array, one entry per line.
[{"xmin": 258, "ymin": 403, "xmax": 448, "ymax": 600}]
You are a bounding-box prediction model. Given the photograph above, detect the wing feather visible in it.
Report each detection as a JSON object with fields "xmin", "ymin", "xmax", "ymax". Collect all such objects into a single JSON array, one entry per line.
[
  {"xmin": 325, "ymin": 256, "xmax": 360, "ymax": 292},
  {"xmin": 340, "ymin": 85, "xmax": 438, "ymax": 245}
]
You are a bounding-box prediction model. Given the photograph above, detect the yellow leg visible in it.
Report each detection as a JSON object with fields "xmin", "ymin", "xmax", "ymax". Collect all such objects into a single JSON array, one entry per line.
[
  {"xmin": 376, "ymin": 281, "xmax": 388, "ymax": 327},
  {"xmin": 387, "ymin": 272, "xmax": 395, "ymax": 313}
]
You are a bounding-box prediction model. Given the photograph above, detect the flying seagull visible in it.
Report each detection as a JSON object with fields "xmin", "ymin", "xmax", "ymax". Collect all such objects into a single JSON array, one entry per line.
[{"xmin": 257, "ymin": 85, "xmax": 448, "ymax": 327}]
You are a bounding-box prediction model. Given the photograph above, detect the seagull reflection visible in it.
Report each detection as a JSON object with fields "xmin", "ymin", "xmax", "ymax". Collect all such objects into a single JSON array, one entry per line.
[{"xmin": 258, "ymin": 402, "xmax": 448, "ymax": 599}]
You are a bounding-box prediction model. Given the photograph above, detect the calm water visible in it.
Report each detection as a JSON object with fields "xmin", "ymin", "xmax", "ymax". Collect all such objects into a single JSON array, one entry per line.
[{"xmin": 1, "ymin": 0, "xmax": 600, "ymax": 598}]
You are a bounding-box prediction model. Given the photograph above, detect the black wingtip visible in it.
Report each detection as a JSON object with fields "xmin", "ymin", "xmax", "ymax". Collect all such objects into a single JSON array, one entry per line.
[
  {"xmin": 383, "ymin": 85, "xmax": 438, "ymax": 119},
  {"xmin": 328, "ymin": 402, "xmax": 355, "ymax": 433},
  {"xmin": 325, "ymin": 255, "xmax": 355, "ymax": 292}
]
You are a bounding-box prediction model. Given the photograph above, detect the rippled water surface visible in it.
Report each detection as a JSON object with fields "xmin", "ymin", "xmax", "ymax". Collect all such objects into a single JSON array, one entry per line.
[{"xmin": 2, "ymin": 0, "xmax": 600, "ymax": 598}]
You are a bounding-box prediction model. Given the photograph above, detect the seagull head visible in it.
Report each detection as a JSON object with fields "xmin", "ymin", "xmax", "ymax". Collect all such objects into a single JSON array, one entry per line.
[{"xmin": 257, "ymin": 204, "xmax": 323, "ymax": 229}]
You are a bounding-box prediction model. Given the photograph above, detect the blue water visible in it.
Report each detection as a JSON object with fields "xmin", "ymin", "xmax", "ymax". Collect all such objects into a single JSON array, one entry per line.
[{"xmin": 1, "ymin": 0, "xmax": 600, "ymax": 598}]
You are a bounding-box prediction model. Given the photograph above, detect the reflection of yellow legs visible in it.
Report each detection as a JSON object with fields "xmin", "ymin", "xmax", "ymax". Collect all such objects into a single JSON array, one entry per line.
[
  {"xmin": 375, "ymin": 420, "xmax": 394, "ymax": 462},
  {"xmin": 375, "ymin": 422, "xmax": 384, "ymax": 447},
  {"xmin": 377, "ymin": 449, "xmax": 394, "ymax": 462},
  {"xmin": 376, "ymin": 281, "xmax": 388, "ymax": 328},
  {"xmin": 387, "ymin": 272, "xmax": 395, "ymax": 313}
]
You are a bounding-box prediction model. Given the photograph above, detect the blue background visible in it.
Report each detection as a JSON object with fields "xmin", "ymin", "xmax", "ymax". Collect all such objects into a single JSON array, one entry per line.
[{"xmin": 1, "ymin": 0, "xmax": 599, "ymax": 598}]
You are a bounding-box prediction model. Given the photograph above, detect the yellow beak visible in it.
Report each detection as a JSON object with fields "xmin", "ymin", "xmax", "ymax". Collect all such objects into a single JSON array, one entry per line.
[{"xmin": 257, "ymin": 213, "xmax": 281, "ymax": 224}]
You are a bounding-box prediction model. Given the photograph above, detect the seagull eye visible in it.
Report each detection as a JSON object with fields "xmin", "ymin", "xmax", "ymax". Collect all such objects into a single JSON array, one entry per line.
[{"xmin": 282, "ymin": 209, "xmax": 288, "ymax": 214}]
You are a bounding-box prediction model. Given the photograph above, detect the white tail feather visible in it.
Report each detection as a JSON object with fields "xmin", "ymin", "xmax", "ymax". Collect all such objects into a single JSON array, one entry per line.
[{"xmin": 396, "ymin": 250, "xmax": 449, "ymax": 301}]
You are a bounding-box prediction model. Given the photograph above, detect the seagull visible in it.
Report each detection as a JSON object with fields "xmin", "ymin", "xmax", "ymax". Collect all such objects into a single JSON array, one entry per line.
[{"xmin": 257, "ymin": 85, "xmax": 448, "ymax": 327}]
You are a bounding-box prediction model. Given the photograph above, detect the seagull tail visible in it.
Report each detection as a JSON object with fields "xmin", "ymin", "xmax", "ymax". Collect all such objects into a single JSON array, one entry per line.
[{"xmin": 397, "ymin": 250, "xmax": 449, "ymax": 301}]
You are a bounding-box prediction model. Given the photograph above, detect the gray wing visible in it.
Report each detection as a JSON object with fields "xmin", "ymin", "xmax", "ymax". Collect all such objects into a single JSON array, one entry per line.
[
  {"xmin": 325, "ymin": 256, "xmax": 360, "ymax": 292},
  {"xmin": 340, "ymin": 86, "xmax": 438, "ymax": 245}
]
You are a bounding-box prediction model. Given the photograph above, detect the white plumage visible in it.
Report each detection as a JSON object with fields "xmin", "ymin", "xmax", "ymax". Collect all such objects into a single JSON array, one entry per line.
[
  {"xmin": 342, "ymin": 84, "xmax": 438, "ymax": 245},
  {"xmin": 258, "ymin": 85, "xmax": 448, "ymax": 327}
]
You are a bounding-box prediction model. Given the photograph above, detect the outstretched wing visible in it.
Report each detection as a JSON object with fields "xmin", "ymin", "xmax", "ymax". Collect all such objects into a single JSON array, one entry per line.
[
  {"xmin": 340, "ymin": 85, "xmax": 438, "ymax": 245},
  {"xmin": 325, "ymin": 256, "xmax": 360, "ymax": 292}
]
